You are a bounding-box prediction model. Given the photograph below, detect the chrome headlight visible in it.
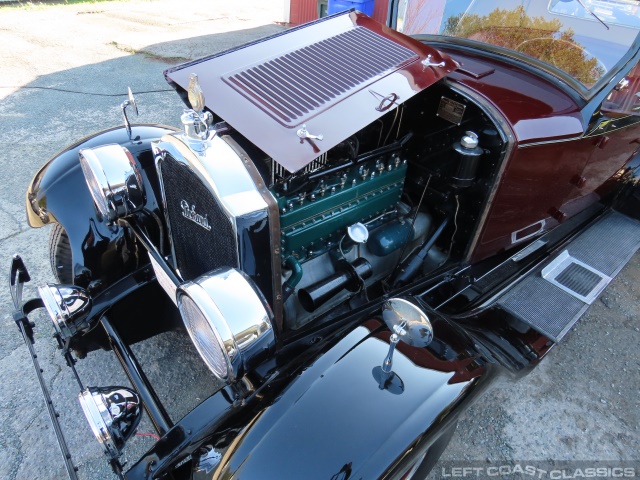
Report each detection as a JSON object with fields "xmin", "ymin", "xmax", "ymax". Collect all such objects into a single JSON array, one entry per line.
[
  {"xmin": 177, "ymin": 268, "xmax": 275, "ymax": 383},
  {"xmin": 78, "ymin": 386, "xmax": 142, "ymax": 459},
  {"xmin": 38, "ymin": 284, "xmax": 92, "ymax": 340},
  {"xmin": 79, "ymin": 144, "xmax": 145, "ymax": 222}
]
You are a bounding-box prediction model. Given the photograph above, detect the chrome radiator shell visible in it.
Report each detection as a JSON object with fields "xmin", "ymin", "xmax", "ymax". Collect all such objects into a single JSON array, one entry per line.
[{"xmin": 153, "ymin": 134, "xmax": 280, "ymax": 319}]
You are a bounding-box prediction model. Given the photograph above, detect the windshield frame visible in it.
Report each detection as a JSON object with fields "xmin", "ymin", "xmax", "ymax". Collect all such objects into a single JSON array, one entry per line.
[{"xmin": 389, "ymin": 0, "xmax": 640, "ymax": 101}]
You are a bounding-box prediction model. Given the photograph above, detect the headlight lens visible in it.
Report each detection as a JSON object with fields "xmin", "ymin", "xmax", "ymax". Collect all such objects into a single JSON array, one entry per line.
[
  {"xmin": 177, "ymin": 268, "xmax": 274, "ymax": 383},
  {"xmin": 179, "ymin": 295, "xmax": 230, "ymax": 380},
  {"xmin": 79, "ymin": 144, "xmax": 145, "ymax": 223}
]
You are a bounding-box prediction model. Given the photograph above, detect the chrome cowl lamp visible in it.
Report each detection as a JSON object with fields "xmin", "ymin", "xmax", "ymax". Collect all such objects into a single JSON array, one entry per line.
[
  {"xmin": 177, "ymin": 268, "xmax": 275, "ymax": 383},
  {"xmin": 79, "ymin": 144, "xmax": 146, "ymax": 223},
  {"xmin": 38, "ymin": 284, "xmax": 93, "ymax": 340},
  {"xmin": 78, "ymin": 386, "xmax": 142, "ymax": 459}
]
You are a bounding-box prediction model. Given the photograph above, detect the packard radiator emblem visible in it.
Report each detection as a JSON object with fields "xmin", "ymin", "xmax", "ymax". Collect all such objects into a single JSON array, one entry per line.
[{"xmin": 180, "ymin": 200, "xmax": 212, "ymax": 231}]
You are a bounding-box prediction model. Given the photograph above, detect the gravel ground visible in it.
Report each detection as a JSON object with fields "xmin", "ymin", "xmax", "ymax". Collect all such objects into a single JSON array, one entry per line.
[{"xmin": 0, "ymin": 2, "xmax": 638, "ymax": 479}]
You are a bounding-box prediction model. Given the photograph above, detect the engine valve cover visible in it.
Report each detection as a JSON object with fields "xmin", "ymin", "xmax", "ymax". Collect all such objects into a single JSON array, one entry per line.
[{"xmin": 275, "ymin": 158, "xmax": 407, "ymax": 260}]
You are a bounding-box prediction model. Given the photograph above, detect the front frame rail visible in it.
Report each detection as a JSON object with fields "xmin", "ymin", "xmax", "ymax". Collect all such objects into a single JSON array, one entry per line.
[{"xmin": 10, "ymin": 254, "xmax": 80, "ymax": 480}]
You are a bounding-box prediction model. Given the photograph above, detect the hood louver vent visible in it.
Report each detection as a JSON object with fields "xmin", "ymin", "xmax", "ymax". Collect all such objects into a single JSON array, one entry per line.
[
  {"xmin": 166, "ymin": 12, "xmax": 456, "ymax": 172},
  {"xmin": 222, "ymin": 27, "xmax": 418, "ymax": 127}
]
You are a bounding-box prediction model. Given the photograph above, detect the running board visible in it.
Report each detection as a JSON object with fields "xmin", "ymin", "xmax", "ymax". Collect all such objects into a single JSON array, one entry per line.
[{"xmin": 496, "ymin": 211, "xmax": 640, "ymax": 342}]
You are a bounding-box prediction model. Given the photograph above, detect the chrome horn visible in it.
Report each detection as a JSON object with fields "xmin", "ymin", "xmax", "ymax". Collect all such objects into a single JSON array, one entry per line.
[
  {"xmin": 78, "ymin": 386, "xmax": 142, "ymax": 460},
  {"xmin": 38, "ymin": 284, "xmax": 93, "ymax": 340}
]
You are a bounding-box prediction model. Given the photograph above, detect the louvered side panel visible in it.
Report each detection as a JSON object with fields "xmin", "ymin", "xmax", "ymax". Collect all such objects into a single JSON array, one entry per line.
[{"xmin": 223, "ymin": 26, "xmax": 418, "ymax": 127}]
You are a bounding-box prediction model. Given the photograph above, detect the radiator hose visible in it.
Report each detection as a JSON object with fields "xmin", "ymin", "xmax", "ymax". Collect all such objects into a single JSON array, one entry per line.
[
  {"xmin": 390, "ymin": 217, "xmax": 449, "ymax": 288},
  {"xmin": 282, "ymin": 256, "xmax": 303, "ymax": 303}
]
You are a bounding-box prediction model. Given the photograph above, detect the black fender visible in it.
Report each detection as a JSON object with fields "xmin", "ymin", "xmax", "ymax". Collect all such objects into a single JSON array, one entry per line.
[
  {"xmin": 125, "ymin": 315, "xmax": 499, "ymax": 479},
  {"xmin": 215, "ymin": 318, "xmax": 498, "ymax": 479},
  {"xmin": 26, "ymin": 124, "xmax": 178, "ymax": 286}
]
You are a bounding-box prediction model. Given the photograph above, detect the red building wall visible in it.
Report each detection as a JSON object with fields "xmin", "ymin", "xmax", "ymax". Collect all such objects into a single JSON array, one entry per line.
[
  {"xmin": 289, "ymin": 0, "xmax": 390, "ymax": 26},
  {"xmin": 289, "ymin": 0, "xmax": 319, "ymax": 25}
]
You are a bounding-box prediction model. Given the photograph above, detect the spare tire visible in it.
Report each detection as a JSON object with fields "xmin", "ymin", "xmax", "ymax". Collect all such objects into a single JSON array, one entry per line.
[{"xmin": 49, "ymin": 223, "xmax": 73, "ymax": 284}]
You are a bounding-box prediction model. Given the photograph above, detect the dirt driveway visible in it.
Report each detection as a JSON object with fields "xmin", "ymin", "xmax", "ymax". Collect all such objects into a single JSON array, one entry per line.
[{"xmin": 0, "ymin": 1, "xmax": 637, "ymax": 479}]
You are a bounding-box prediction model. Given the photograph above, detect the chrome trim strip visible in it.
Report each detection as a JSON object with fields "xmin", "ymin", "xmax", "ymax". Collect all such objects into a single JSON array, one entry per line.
[
  {"xmin": 152, "ymin": 140, "xmax": 180, "ymax": 274},
  {"xmin": 521, "ymin": 114, "xmax": 640, "ymax": 148},
  {"xmin": 222, "ymin": 136, "xmax": 285, "ymax": 334},
  {"xmin": 511, "ymin": 219, "xmax": 546, "ymax": 245},
  {"xmin": 518, "ymin": 135, "xmax": 584, "ymax": 148}
]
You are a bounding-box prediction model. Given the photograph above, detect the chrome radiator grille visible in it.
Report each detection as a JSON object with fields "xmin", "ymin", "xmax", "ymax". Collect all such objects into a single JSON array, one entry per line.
[{"xmin": 160, "ymin": 155, "xmax": 238, "ymax": 281}]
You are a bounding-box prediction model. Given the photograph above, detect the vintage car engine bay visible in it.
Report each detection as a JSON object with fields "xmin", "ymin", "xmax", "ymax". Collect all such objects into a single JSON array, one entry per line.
[
  {"xmin": 158, "ymin": 12, "xmax": 507, "ymax": 332},
  {"xmin": 225, "ymin": 83, "xmax": 505, "ymax": 330}
]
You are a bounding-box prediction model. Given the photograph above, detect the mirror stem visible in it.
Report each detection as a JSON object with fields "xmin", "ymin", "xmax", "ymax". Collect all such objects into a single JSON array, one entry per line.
[
  {"xmin": 121, "ymin": 100, "xmax": 132, "ymax": 140},
  {"xmin": 379, "ymin": 333, "xmax": 399, "ymax": 389},
  {"xmin": 382, "ymin": 333, "xmax": 399, "ymax": 374}
]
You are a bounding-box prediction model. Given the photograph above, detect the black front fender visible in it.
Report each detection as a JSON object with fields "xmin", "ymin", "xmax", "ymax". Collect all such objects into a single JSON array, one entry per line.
[
  {"xmin": 216, "ymin": 318, "xmax": 497, "ymax": 479},
  {"xmin": 26, "ymin": 124, "xmax": 177, "ymax": 285},
  {"xmin": 126, "ymin": 315, "xmax": 499, "ymax": 479}
]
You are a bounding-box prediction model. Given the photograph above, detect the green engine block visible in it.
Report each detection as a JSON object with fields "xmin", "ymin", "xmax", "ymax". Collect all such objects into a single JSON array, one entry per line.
[{"xmin": 273, "ymin": 158, "xmax": 407, "ymax": 261}]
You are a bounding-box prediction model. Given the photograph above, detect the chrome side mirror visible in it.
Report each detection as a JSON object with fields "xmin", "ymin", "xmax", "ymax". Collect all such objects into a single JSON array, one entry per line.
[
  {"xmin": 121, "ymin": 87, "xmax": 138, "ymax": 139},
  {"xmin": 382, "ymin": 297, "xmax": 433, "ymax": 348},
  {"xmin": 375, "ymin": 297, "xmax": 433, "ymax": 391}
]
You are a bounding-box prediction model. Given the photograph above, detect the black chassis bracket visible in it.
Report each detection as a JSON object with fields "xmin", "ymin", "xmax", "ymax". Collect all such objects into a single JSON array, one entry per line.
[{"xmin": 10, "ymin": 255, "xmax": 80, "ymax": 480}]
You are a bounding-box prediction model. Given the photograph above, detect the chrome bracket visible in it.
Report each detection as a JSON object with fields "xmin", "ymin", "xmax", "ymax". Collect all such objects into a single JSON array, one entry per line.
[
  {"xmin": 421, "ymin": 54, "xmax": 445, "ymax": 70},
  {"xmin": 615, "ymin": 77, "xmax": 630, "ymax": 91},
  {"xmin": 120, "ymin": 87, "xmax": 138, "ymax": 140},
  {"xmin": 297, "ymin": 124, "xmax": 323, "ymax": 142},
  {"xmin": 181, "ymin": 109, "xmax": 215, "ymax": 152}
]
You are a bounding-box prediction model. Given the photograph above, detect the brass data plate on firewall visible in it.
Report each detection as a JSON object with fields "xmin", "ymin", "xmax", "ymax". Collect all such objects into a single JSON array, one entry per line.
[{"xmin": 437, "ymin": 96, "xmax": 466, "ymax": 125}]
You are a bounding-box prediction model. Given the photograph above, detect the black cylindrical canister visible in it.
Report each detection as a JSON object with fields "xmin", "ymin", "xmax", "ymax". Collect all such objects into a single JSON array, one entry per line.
[{"xmin": 451, "ymin": 131, "xmax": 483, "ymax": 188}]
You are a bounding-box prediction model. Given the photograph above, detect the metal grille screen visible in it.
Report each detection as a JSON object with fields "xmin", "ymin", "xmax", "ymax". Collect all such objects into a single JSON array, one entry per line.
[
  {"xmin": 160, "ymin": 156, "xmax": 238, "ymax": 280},
  {"xmin": 555, "ymin": 262, "xmax": 603, "ymax": 297}
]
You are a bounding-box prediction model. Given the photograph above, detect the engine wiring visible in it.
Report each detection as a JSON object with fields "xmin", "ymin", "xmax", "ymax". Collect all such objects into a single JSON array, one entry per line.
[
  {"xmin": 0, "ymin": 85, "xmax": 174, "ymax": 96},
  {"xmin": 446, "ymin": 194, "xmax": 461, "ymax": 264}
]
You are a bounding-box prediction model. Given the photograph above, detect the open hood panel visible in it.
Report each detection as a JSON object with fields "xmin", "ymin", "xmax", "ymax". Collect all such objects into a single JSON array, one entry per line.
[{"xmin": 165, "ymin": 11, "xmax": 457, "ymax": 173}]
